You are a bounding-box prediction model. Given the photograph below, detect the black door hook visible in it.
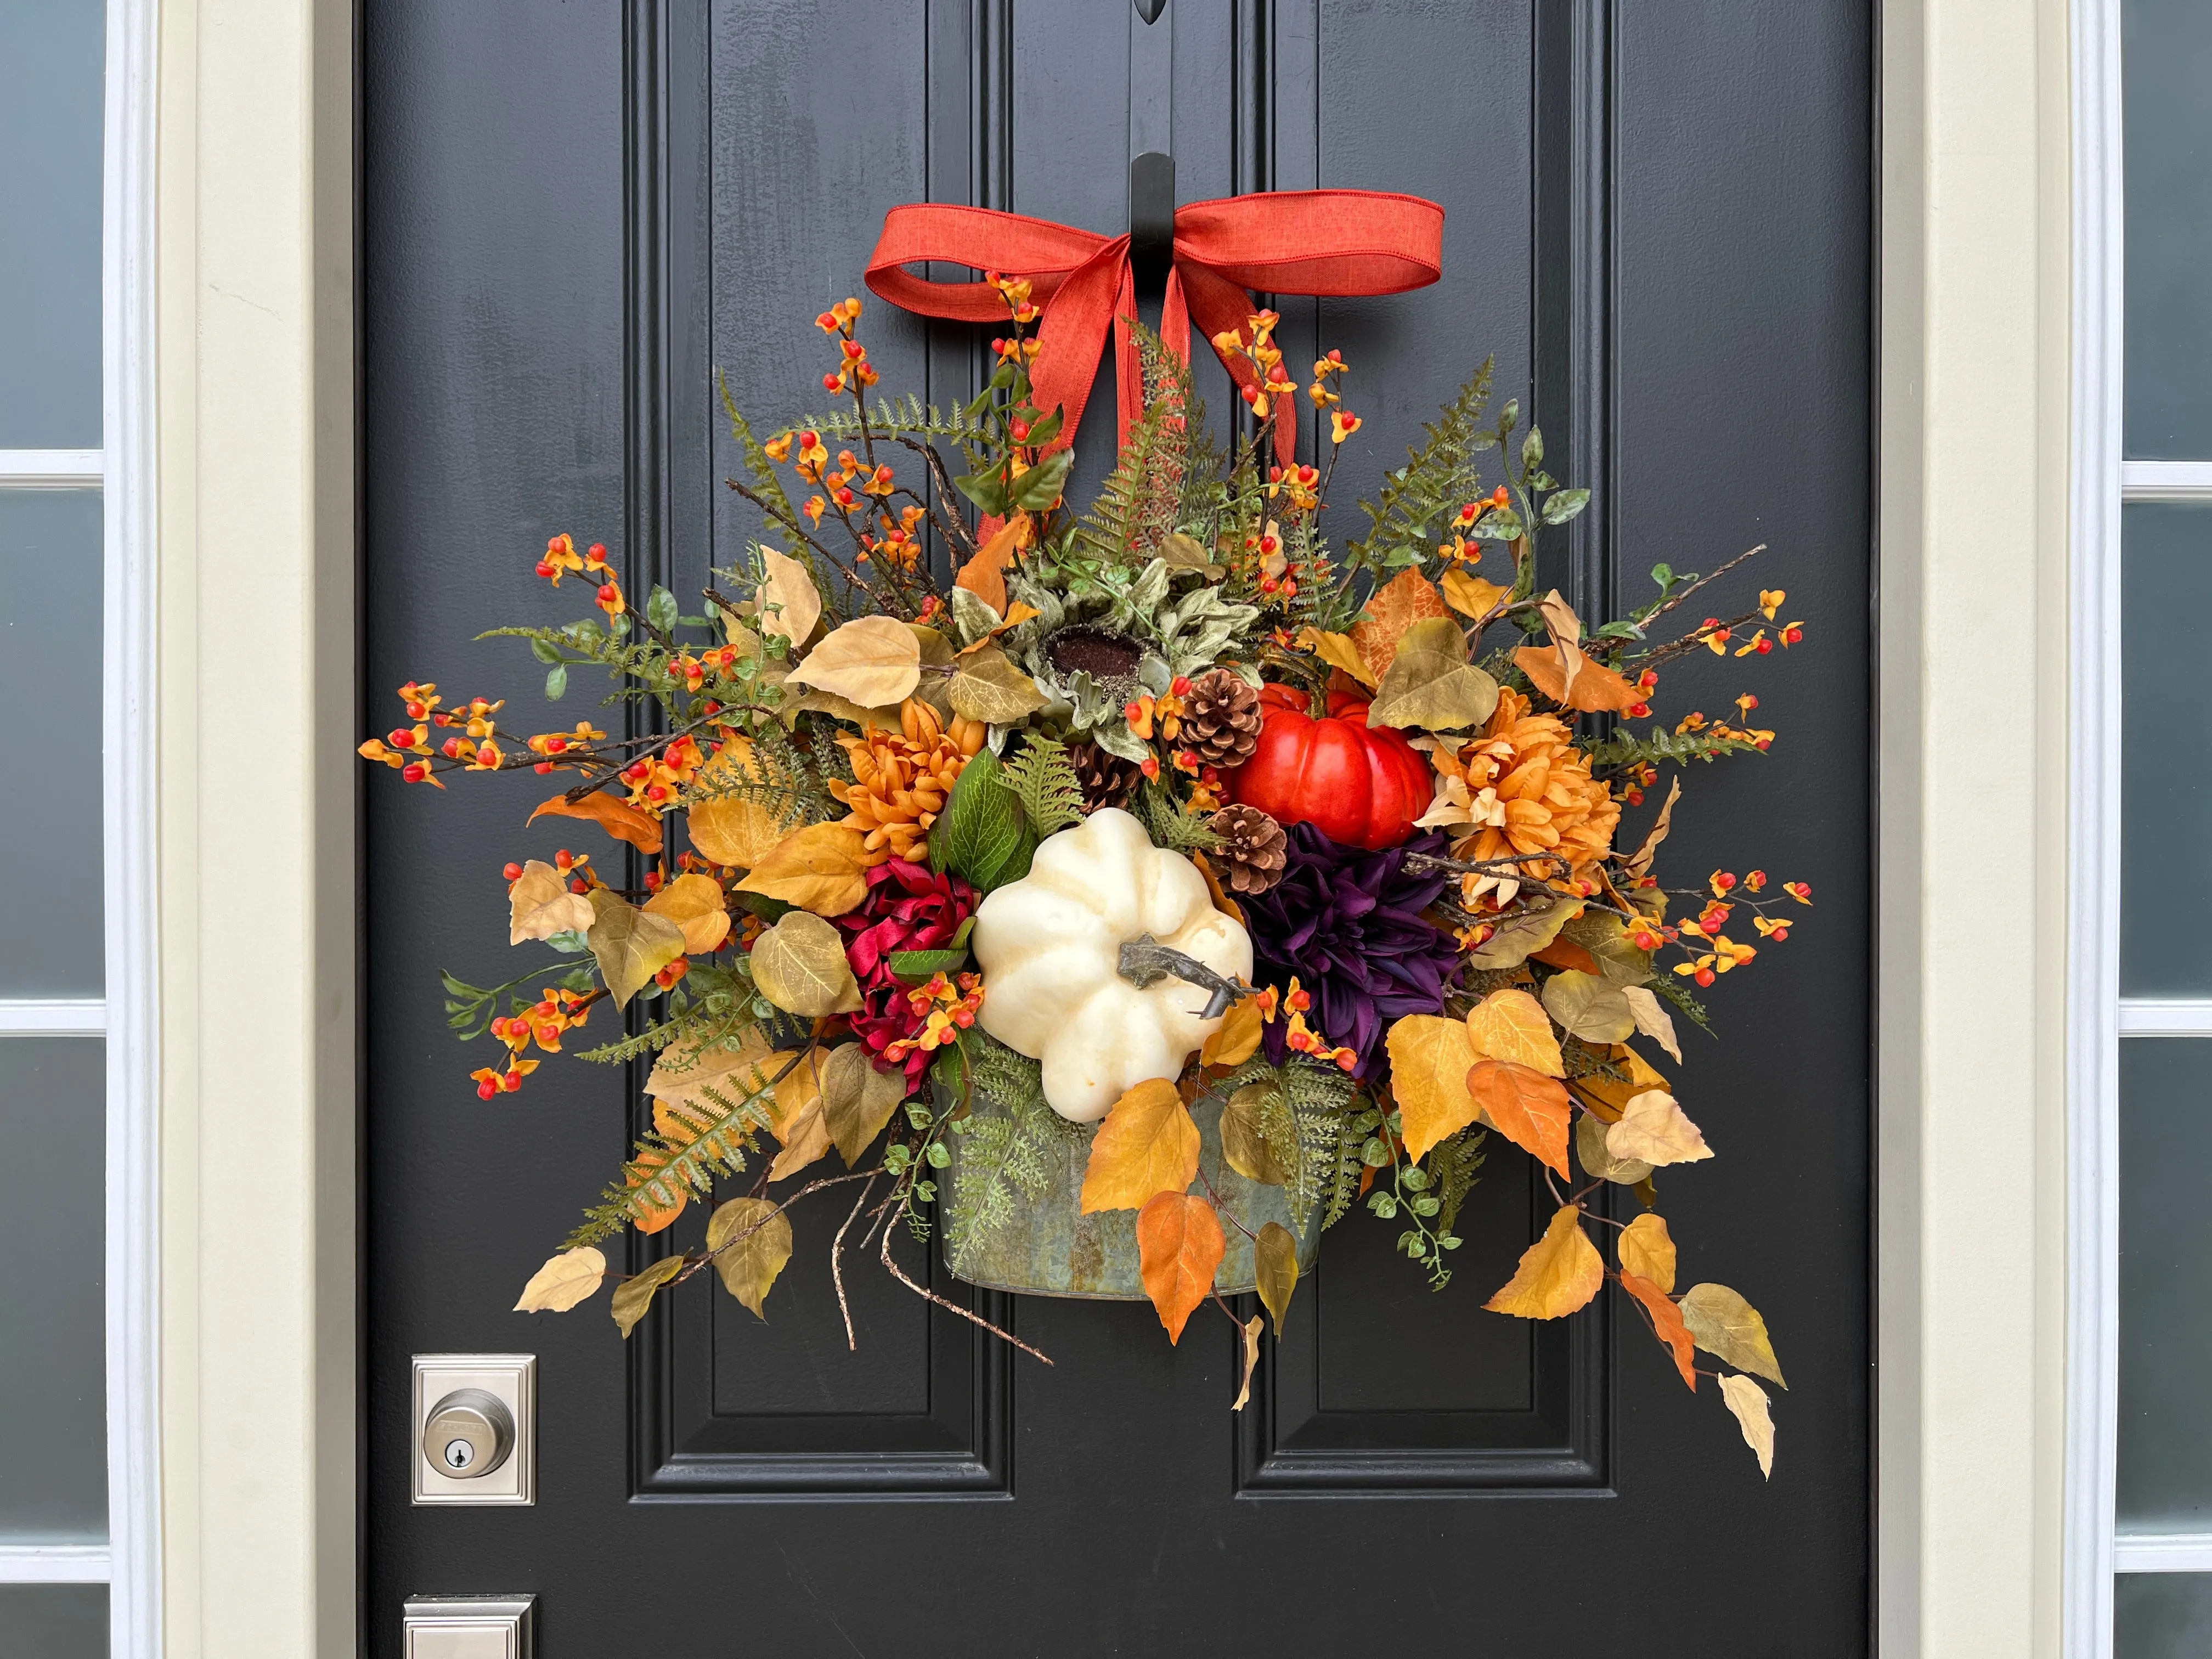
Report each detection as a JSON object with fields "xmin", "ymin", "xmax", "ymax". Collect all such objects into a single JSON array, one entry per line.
[{"xmin": 1130, "ymin": 151, "xmax": 1175, "ymax": 289}]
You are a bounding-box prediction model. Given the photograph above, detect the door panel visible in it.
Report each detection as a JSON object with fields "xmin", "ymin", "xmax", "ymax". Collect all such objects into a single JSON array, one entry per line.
[{"xmin": 365, "ymin": 2, "xmax": 1871, "ymax": 1650}]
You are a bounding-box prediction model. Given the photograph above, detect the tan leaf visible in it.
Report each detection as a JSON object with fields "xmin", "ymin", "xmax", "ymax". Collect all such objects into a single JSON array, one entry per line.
[
  {"xmin": 1514, "ymin": 644, "xmax": 1645, "ymax": 713},
  {"xmin": 947, "ymin": 645, "xmax": 1049, "ymax": 725},
  {"xmin": 1679, "ymin": 1283, "xmax": 1787, "ymax": 1389},
  {"xmin": 1441, "ymin": 567, "xmax": 1509, "ymax": 622},
  {"xmin": 749, "ymin": 911, "xmax": 864, "ymax": 1017},
  {"xmin": 734, "ymin": 823, "xmax": 871, "ymax": 917},
  {"xmin": 1483, "ymin": 1204, "xmax": 1604, "ymax": 1319},
  {"xmin": 1717, "ymin": 1373, "xmax": 1776, "ymax": 1477},
  {"xmin": 778, "ymin": 686, "xmax": 902, "ymax": 731},
  {"xmin": 1232, "ymin": 1312, "xmax": 1265, "ymax": 1411},
  {"xmin": 1625, "ymin": 777, "xmax": 1681, "ymax": 881},
  {"xmin": 1536, "ymin": 589, "xmax": 1587, "ymax": 701},
  {"xmin": 1464, "ymin": 895, "xmax": 1583, "ymax": 969},
  {"xmin": 645, "ymin": 1027, "xmax": 781, "ymax": 1117},
  {"xmin": 757, "ymin": 546, "xmax": 823, "ymax": 646},
  {"xmin": 1568, "ymin": 1043, "xmax": 1672, "ymax": 1122},
  {"xmin": 1466, "ymin": 1059, "xmax": 1573, "ymax": 1178},
  {"xmin": 611, "ymin": 1252, "xmax": 686, "ymax": 1339},
  {"xmin": 642, "ymin": 872, "xmax": 732, "ymax": 955},
  {"xmin": 1464, "ymin": 988, "xmax": 1565, "ymax": 1077},
  {"xmin": 1367, "ymin": 617, "xmax": 1501, "ymax": 733},
  {"xmin": 1255, "ymin": 1220, "xmax": 1300, "ymax": 1339},
  {"xmin": 507, "ymin": 860, "xmax": 595, "ymax": 945},
  {"xmin": 1622, "ymin": 985, "xmax": 1682, "ymax": 1062},
  {"xmin": 1621, "ymin": 1271, "xmax": 1698, "ymax": 1391},
  {"xmin": 1159, "ymin": 531, "xmax": 1221, "ymax": 576},
  {"xmin": 1297, "ymin": 625, "xmax": 1378, "ymax": 690},
  {"xmin": 1617, "ymin": 1212, "xmax": 1679, "ymax": 1293},
  {"xmin": 1199, "ymin": 995, "xmax": 1265, "ymax": 1068},
  {"xmin": 586, "ymin": 887, "xmax": 687, "ymax": 1007},
  {"xmin": 1350, "ymin": 567, "xmax": 1451, "ymax": 679},
  {"xmin": 1541, "ymin": 969, "xmax": 1637, "ymax": 1044},
  {"xmin": 1220, "ymin": 1082, "xmax": 1288, "ymax": 1186},
  {"xmin": 763, "ymin": 1049, "xmax": 832, "ymax": 1181},
  {"xmin": 529, "ymin": 789, "xmax": 665, "ymax": 854},
  {"xmin": 1136, "ymin": 1190, "xmax": 1226, "ymax": 1344},
  {"xmin": 706, "ymin": 1195, "xmax": 794, "ymax": 1318},
  {"xmin": 1386, "ymin": 1014, "xmax": 1481, "ymax": 1163},
  {"xmin": 821, "ymin": 1042, "xmax": 909, "ymax": 1166},
  {"xmin": 907, "ymin": 624, "xmax": 956, "ymax": 668},
  {"xmin": 1575, "ymin": 1110, "xmax": 1652, "ymax": 1184},
  {"xmin": 953, "ymin": 515, "xmax": 1023, "ymax": 616},
  {"xmin": 1606, "ymin": 1089, "xmax": 1713, "ymax": 1167},
  {"xmin": 1079, "ymin": 1078, "xmax": 1201, "ymax": 1212},
  {"xmin": 514, "ymin": 1245, "xmax": 607, "ymax": 1312},
  {"xmin": 785, "ymin": 614, "xmax": 923, "ymax": 707}
]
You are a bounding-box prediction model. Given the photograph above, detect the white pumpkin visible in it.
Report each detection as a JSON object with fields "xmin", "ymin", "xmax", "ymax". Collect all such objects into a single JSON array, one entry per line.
[{"xmin": 971, "ymin": 807, "xmax": 1253, "ymax": 1122}]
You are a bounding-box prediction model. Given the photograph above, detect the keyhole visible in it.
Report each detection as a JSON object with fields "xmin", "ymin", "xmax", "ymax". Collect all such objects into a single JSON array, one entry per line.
[{"xmin": 444, "ymin": 1438, "xmax": 475, "ymax": 1470}]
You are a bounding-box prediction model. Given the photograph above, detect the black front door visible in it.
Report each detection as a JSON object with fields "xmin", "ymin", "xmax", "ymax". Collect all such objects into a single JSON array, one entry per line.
[{"xmin": 363, "ymin": 2, "xmax": 1872, "ymax": 1651}]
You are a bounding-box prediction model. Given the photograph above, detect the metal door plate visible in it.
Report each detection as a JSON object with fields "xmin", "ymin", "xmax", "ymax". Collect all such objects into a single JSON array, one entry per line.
[
  {"xmin": 411, "ymin": 1355, "xmax": 535, "ymax": 1505},
  {"xmin": 403, "ymin": 1595, "xmax": 535, "ymax": 1658}
]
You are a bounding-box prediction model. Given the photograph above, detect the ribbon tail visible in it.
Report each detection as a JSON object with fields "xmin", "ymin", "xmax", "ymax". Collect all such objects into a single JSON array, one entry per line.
[
  {"xmin": 1113, "ymin": 261, "xmax": 1143, "ymax": 463},
  {"xmin": 1177, "ymin": 263, "xmax": 1299, "ymax": 465},
  {"xmin": 1027, "ymin": 236, "xmax": 1131, "ymax": 457}
]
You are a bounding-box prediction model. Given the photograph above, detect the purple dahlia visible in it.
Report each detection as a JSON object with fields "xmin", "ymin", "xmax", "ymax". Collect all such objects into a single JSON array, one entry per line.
[
  {"xmin": 832, "ymin": 857, "xmax": 975, "ymax": 1085},
  {"xmin": 1242, "ymin": 824, "xmax": 1460, "ymax": 1077}
]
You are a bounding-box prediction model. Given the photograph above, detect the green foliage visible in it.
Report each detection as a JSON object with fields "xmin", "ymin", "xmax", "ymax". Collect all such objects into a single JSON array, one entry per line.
[
  {"xmin": 1427, "ymin": 1126, "xmax": 1488, "ymax": 1239},
  {"xmin": 1645, "ymin": 969, "xmax": 1715, "ymax": 1035},
  {"xmin": 795, "ymin": 393, "xmax": 990, "ymax": 447},
  {"xmin": 993, "ymin": 734, "xmax": 1085, "ymax": 837},
  {"xmin": 683, "ymin": 720, "xmax": 839, "ymax": 826},
  {"xmin": 932, "ymin": 748, "xmax": 1034, "ymax": 890},
  {"xmin": 1584, "ymin": 724, "xmax": 1770, "ymax": 774},
  {"xmin": 563, "ymin": 1073, "xmax": 779, "ymax": 1249},
  {"xmin": 720, "ymin": 373, "xmax": 802, "ymax": 532},
  {"xmin": 1346, "ymin": 359, "xmax": 1497, "ymax": 571},
  {"xmin": 943, "ymin": 1034, "xmax": 1086, "ymax": 1272},
  {"xmin": 1136, "ymin": 780, "xmax": 1223, "ymax": 854},
  {"xmin": 441, "ymin": 964, "xmax": 594, "ymax": 1041},
  {"xmin": 1075, "ymin": 326, "xmax": 1192, "ymax": 563}
]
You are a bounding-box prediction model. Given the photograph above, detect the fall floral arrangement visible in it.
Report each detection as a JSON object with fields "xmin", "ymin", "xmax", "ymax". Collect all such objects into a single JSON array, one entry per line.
[{"xmin": 362, "ymin": 280, "xmax": 1810, "ymax": 1477}]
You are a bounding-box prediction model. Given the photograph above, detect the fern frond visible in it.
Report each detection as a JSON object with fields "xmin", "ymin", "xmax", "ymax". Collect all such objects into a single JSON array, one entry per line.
[
  {"xmin": 1347, "ymin": 360, "xmax": 1497, "ymax": 571},
  {"xmin": 1075, "ymin": 326, "xmax": 1191, "ymax": 563},
  {"xmin": 562, "ymin": 1077, "xmax": 776, "ymax": 1248},
  {"xmin": 720, "ymin": 376, "xmax": 802, "ymax": 532},
  {"xmin": 794, "ymin": 394, "xmax": 989, "ymax": 444},
  {"xmin": 944, "ymin": 1034, "xmax": 1085, "ymax": 1271},
  {"xmin": 682, "ymin": 720, "xmax": 838, "ymax": 826},
  {"xmin": 571, "ymin": 1003, "xmax": 721, "ymax": 1066},
  {"xmin": 1136, "ymin": 780, "xmax": 1223, "ymax": 853},
  {"xmin": 1427, "ymin": 1126, "xmax": 1487, "ymax": 1238},
  {"xmin": 994, "ymin": 735, "xmax": 1085, "ymax": 836}
]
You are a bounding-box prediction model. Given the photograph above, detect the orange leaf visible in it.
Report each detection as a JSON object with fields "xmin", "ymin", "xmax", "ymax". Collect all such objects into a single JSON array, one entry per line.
[
  {"xmin": 1199, "ymin": 995, "xmax": 1264, "ymax": 1068},
  {"xmin": 1136, "ymin": 1191, "xmax": 1226, "ymax": 1344},
  {"xmin": 1484, "ymin": 1204, "xmax": 1604, "ymax": 1319},
  {"xmin": 1191, "ymin": 851, "xmax": 1247, "ymax": 925},
  {"xmin": 1621, "ymin": 1271, "xmax": 1698, "ymax": 1391},
  {"xmin": 1350, "ymin": 568, "xmax": 1449, "ymax": 680},
  {"xmin": 530, "ymin": 789, "xmax": 664, "ymax": 854},
  {"xmin": 1530, "ymin": 936, "xmax": 1602, "ymax": 975},
  {"xmin": 953, "ymin": 516, "xmax": 1024, "ymax": 616},
  {"xmin": 1466, "ymin": 1059, "xmax": 1573, "ymax": 1178},
  {"xmin": 1513, "ymin": 645, "xmax": 1644, "ymax": 713},
  {"xmin": 1079, "ymin": 1078, "xmax": 1201, "ymax": 1212}
]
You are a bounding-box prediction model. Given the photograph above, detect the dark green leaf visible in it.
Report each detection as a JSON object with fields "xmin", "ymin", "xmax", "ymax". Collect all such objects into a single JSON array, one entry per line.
[
  {"xmin": 930, "ymin": 749, "xmax": 1026, "ymax": 890},
  {"xmin": 891, "ymin": 948, "xmax": 971, "ymax": 985},
  {"xmin": 955, "ymin": 470, "xmax": 1009, "ymax": 516},
  {"xmin": 1007, "ymin": 448, "xmax": 1074, "ymax": 512},
  {"xmin": 1024, "ymin": 407, "xmax": 1064, "ymax": 448},
  {"xmin": 647, "ymin": 585, "xmax": 680, "ymax": 633}
]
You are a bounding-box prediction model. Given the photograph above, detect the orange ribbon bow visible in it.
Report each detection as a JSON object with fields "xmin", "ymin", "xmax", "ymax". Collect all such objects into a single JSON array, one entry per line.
[{"xmin": 864, "ymin": 190, "xmax": 1444, "ymax": 465}]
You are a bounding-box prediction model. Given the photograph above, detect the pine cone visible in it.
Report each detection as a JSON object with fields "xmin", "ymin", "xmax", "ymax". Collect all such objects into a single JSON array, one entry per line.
[
  {"xmin": 1069, "ymin": 741, "xmax": 1143, "ymax": 813},
  {"xmin": 1207, "ymin": 804, "xmax": 1288, "ymax": 894},
  {"xmin": 1182, "ymin": 668, "xmax": 1263, "ymax": 769}
]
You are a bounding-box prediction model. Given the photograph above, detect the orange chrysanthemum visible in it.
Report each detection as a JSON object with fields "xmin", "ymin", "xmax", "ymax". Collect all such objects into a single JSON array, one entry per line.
[
  {"xmin": 829, "ymin": 699, "xmax": 988, "ymax": 864},
  {"xmin": 1445, "ymin": 687, "xmax": 1619, "ymax": 904}
]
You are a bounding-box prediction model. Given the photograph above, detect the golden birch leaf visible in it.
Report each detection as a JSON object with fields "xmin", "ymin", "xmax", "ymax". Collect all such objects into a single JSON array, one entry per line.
[
  {"xmin": 610, "ymin": 1252, "xmax": 686, "ymax": 1339},
  {"xmin": 1622, "ymin": 985, "xmax": 1682, "ymax": 1062},
  {"xmin": 1717, "ymin": 1373, "xmax": 1776, "ymax": 1478},
  {"xmin": 1483, "ymin": 1204, "xmax": 1604, "ymax": 1319},
  {"xmin": 1441, "ymin": 567, "xmax": 1509, "ymax": 622},
  {"xmin": 1255, "ymin": 1220, "xmax": 1300, "ymax": 1339},
  {"xmin": 757, "ymin": 546, "xmax": 823, "ymax": 646},
  {"xmin": 821, "ymin": 1042, "xmax": 909, "ymax": 1166},
  {"xmin": 785, "ymin": 614, "xmax": 923, "ymax": 707},
  {"xmin": 1617, "ymin": 1212, "xmax": 1679, "ymax": 1293},
  {"xmin": 1351, "ymin": 567, "xmax": 1451, "ymax": 679},
  {"xmin": 1606, "ymin": 1088, "xmax": 1714, "ymax": 1167},
  {"xmin": 1570, "ymin": 1043, "xmax": 1672, "ymax": 1122},
  {"xmin": 1576, "ymin": 1110, "xmax": 1652, "ymax": 1184},
  {"xmin": 764, "ymin": 1049, "xmax": 832, "ymax": 1181},
  {"xmin": 1079, "ymin": 1078, "xmax": 1202, "ymax": 1213},
  {"xmin": 507, "ymin": 860, "xmax": 595, "ymax": 945},
  {"xmin": 1232, "ymin": 1312, "xmax": 1265, "ymax": 1412},
  {"xmin": 1466, "ymin": 1059, "xmax": 1573, "ymax": 1178},
  {"xmin": 1679, "ymin": 1283, "xmax": 1787, "ymax": 1389},
  {"xmin": 706, "ymin": 1195, "xmax": 794, "ymax": 1319},
  {"xmin": 735, "ymin": 823, "xmax": 871, "ymax": 917},
  {"xmin": 1199, "ymin": 995, "xmax": 1265, "ymax": 1068},
  {"xmin": 529, "ymin": 788, "xmax": 665, "ymax": 854},
  {"xmin": 1136, "ymin": 1190, "xmax": 1226, "ymax": 1344},
  {"xmin": 1220, "ymin": 1082, "xmax": 1288, "ymax": 1186},
  {"xmin": 1296, "ymin": 626, "xmax": 1378, "ymax": 690},
  {"xmin": 642, "ymin": 872, "xmax": 731, "ymax": 955},
  {"xmin": 1621, "ymin": 1271, "xmax": 1699, "ymax": 1391},
  {"xmin": 749, "ymin": 911, "xmax": 864, "ymax": 1017},
  {"xmin": 1464, "ymin": 987, "xmax": 1566, "ymax": 1077},
  {"xmin": 514, "ymin": 1245, "xmax": 607, "ymax": 1313},
  {"xmin": 1541, "ymin": 968, "xmax": 1637, "ymax": 1043},
  {"xmin": 585, "ymin": 888, "xmax": 687, "ymax": 1008},
  {"xmin": 953, "ymin": 515, "xmax": 1023, "ymax": 616},
  {"xmin": 1386, "ymin": 1014, "xmax": 1481, "ymax": 1163},
  {"xmin": 1513, "ymin": 645, "xmax": 1644, "ymax": 713},
  {"xmin": 1367, "ymin": 617, "xmax": 1501, "ymax": 733},
  {"xmin": 686, "ymin": 796, "xmax": 792, "ymax": 869},
  {"xmin": 946, "ymin": 645, "xmax": 1049, "ymax": 724}
]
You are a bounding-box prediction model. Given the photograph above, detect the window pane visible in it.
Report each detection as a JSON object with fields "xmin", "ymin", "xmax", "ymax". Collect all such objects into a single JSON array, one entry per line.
[
  {"xmin": 0, "ymin": 491, "xmax": 103, "ymax": 996},
  {"xmin": 2119, "ymin": 1575, "xmax": 2212, "ymax": 1658},
  {"xmin": 2125, "ymin": 0, "xmax": 2212, "ymax": 458},
  {"xmin": 0, "ymin": 1037, "xmax": 106, "ymax": 1542},
  {"xmin": 2121, "ymin": 505, "xmax": 2212, "ymax": 993},
  {"xmin": 0, "ymin": 1585, "xmax": 106, "ymax": 1658},
  {"xmin": 0, "ymin": 1, "xmax": 104, "ymax": 448}
]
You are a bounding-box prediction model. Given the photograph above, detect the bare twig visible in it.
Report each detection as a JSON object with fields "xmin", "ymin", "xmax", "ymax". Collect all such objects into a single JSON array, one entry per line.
[
  {"xmin": 830, "ymin": 1170, "xmax": 880, "ymax": 1352},
  {"xmin": 1632, "ymin": 543, "xmax": 1768, "ymax": 633},
  {"xmin": 877, "ymin": 1212, "xmax": 1053, "ymax": 1366}
]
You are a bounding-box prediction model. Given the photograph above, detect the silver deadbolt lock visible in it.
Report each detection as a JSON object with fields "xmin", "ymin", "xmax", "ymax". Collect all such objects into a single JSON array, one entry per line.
[{"xmin": 422, "ymin": 1387, "xmax": 514, "ymax": 1479}]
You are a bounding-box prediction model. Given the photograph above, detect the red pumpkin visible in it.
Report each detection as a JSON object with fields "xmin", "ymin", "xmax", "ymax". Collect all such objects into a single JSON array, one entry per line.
[{"xmin": 1226, "ymin": 685, "xmax": 1434, "ymax": 851}]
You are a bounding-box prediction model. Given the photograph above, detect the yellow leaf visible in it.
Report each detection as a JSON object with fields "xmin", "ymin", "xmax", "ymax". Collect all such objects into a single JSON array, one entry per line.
[
  {"xmin": 1385, "ymin": 1014, "xmax": 1480, "ymax": 1163},
  {"xmin": 1679, "ymin": 1283, "xmax": 1787, "ymax": 1389},
  {"xmin": 1622, "ymin": 985, "xmax": 1682, "ymax": 1062},
  {"xmin": 529, "ymin": 788, "xmax": 665, "ymax": 854},
  {"xmin": 507, "ymin": 860, "xmax": 595, "ymax": 945},
  {"xmin": 1464, "ymin": 988, "xmax": 1565, "ymax": 1077},
  {"xmin": 1466, "ymin": 1059, "xmax": 1573, "ymax": 1178},
  {"xmin": 1366, "ymin": 617, "xmax": 1501, "ymax": 732},
  {"xmin": 1136, "ymin": 1190, "xmax": 1226, "ymax": 1344},
  {"xmin": 947, "ymin": 645, "xmax": 1048, "ymax": 724},
  {"xmin": 1199, "ymin": 994, "xmax": 1265, "ymax": 1068},
  {"xmin": 785, "ymin": 614, "xmax": 923, "ymax": 707},
  {"xmin": 641, "ymin": 872, "xmax": 731, "ymax": 955},
  {"xmin": 748, "ymin": 911, "xmax": 863, "ymax": 1017},
  {"xmin": 1232, "ymin": 1312, "xmax": 1265, "ymax": 1412},
  {"xmin": 1350, "ymin": 567, "xmax": 1450, "ymax": 679},
  {"xmin": 757, "ymin": 546, "xmax": 823, "ymax": 646},
  {"xmin": 610, "ymin": 1253, "xmax": 685, "ymax": 1339},
  {"xmin": 1254, "ymin": 1220, "xmax": 1299, "ymax": 1338},
  {"xmin": 585, "ymin": 888, "xmax": 687, "ymax": 1007},
  {"xmin": 687, "ymin": 795, "xmax": 793, "ymax": 868},
  {"xmin": 1541, "ymin": 968, "xmax": 1637, "ymax": 1043},
  {"xmin": 1606, "ymin": 1088, "xmax": 1713, "ymax": 1167},
  {"xmin": 1483, "ymin": 1204, "xmax": 1605, "ymax": 1319},
  {"xmin": 513, "ymin": 1246, "xmax": 607, "ymax": 1312},
  {"xmin": 706, "ymin": 1196, "xmax": 794, "ymax": 1319},
  {"xmin": 735, "ymin": 822, "xmax": 871, "ymax": 917},
  {"xmin": 1617, "ymin": 1212, "xmax": 1678, "ymax": 1292},
  {"xmin": 764, "ymin": 1049, "xmax": 832, "ymax": 1181},
  {"xmin": 1296, "ymin": 625, "xmax": 1378, "ymax": 690},
  {"xmin": 953, "ymin": 515, "xmax": 1023, "ymax": 616},
  {"xmin": 1717, "ymin": 1373, "xmax": 1775, "ymax": 1477},
  {"xmin": 820, "ymin": 1042, "xmax": 909, "ymax": 1166},
  {"xmin": 1220, "ymin": 1082, "xmax": 1288, "ymax": 1185},
  {"xmin": 1441, "ymin": 567, "xmax": 1508, "ymax": 621},
  {"xmin": 1079, "ymin": 1078, "xmax": 1201, "ymax": 1212}
]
